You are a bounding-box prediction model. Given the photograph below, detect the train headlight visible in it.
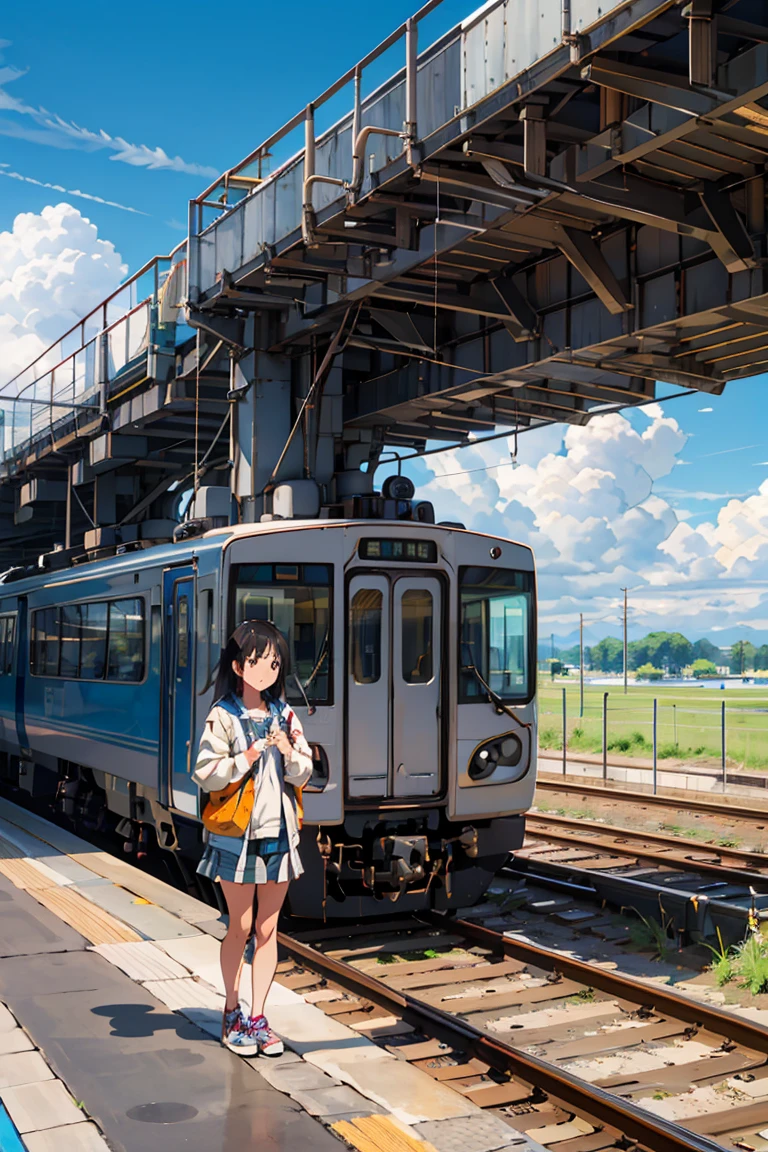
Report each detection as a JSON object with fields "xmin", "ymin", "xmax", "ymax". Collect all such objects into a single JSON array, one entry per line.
[{"xmin": 468, "ymin": 733, "xmax": 525, "ymax": 782}]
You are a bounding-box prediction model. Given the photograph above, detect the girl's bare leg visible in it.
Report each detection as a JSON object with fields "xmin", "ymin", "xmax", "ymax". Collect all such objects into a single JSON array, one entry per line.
[
  {"xmin": 250, "ymin": 880, "xmax": 289, "ymax": 1018},
  {"xmin": 219, "ymin": 879, "xmax": 256, "ymax": 1012}
]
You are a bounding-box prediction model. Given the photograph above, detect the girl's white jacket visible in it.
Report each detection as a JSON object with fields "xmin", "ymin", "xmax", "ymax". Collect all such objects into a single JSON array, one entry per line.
[{"xmin": 192, "ymin": 698, "xmax": 312, "ymax": 846}]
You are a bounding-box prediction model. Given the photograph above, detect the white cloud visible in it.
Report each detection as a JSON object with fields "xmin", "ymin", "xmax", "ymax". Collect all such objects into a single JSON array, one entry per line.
[
  {"xmin": 0, "ymin": 47, "xmax": 217, "ymax": 178},
  {"xmin": 0, "ymin": 202, "xmax": 125, "ymax": 388},
  {"xmin": 699, "ymin": 407, "xmax": 713, "ymax": 412},
  {"xmin": 405, "ymin": 407, "xmax": 768, "ymax": 636},
  {"xmin": 0, "ymin": 166, "xmax": 147, "ymax": 214}
]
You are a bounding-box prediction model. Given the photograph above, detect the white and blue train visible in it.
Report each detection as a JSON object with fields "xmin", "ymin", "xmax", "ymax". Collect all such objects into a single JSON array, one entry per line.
[{"xmin": 0, "ymin": 516, "xmax": 536, "ymax": 917}]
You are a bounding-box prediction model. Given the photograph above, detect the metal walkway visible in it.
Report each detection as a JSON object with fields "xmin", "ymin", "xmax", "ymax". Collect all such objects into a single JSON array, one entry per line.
[{"xmin": 2, "ymin": 0, "xmax": 768, "ymax": 564}]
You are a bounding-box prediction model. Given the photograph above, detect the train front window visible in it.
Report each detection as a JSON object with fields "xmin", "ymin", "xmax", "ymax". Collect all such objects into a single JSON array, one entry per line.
[
  {"xmin": 233, "ymin": 564, "xmax": 332, "ymax": 705},
  {"xmin": 459, "ymin": 566, "xmax": 533, "ymax": 703}
]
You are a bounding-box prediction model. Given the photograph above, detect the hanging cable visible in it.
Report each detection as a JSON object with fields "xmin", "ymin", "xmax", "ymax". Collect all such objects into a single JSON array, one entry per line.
[{"xmin": 265, "ymin": 305, "xmax": 353, "ymax": 493}]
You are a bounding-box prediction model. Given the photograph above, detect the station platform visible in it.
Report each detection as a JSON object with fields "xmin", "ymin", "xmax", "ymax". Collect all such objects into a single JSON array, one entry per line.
[{"xmin": 0, "ymin": 798, "xmax": 534, "ymax": 1152}]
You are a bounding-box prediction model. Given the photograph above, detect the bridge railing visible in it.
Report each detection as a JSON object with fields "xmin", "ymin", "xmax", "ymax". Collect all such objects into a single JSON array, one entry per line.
[
  {"xmin": 187, "ymin": 0, "xmax": 626, "ymax": 301},
  {"xmin": 1, "ymin": 246, "xmax": 187, "ymax": 463}
]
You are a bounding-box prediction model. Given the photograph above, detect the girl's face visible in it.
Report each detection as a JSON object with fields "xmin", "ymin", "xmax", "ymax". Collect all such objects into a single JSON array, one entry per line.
[{"xmin": 234, "ymin": 643, "xmax": 281, "ymax": 695}]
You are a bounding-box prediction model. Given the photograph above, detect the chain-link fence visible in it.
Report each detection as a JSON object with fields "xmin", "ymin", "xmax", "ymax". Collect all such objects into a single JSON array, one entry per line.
[{"xmin": 538, "ymin": 685, "xmax": 768, "ymax": 792}]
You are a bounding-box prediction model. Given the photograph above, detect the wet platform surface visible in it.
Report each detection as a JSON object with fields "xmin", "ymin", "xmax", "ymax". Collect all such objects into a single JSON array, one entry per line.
[
  {"xmin": 0, "ymin": 797, "xmax": 541, "ymax": 1152},
  {"xmin": 0, "ymin": 872, "xmax": 339, "ymax": 1152}
]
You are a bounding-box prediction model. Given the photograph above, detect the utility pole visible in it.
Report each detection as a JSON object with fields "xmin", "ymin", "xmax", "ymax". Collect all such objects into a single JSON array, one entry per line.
[
  {"xmin": 579, "ymin": 612, "xmax": 584, "ymax": 718},
  {"xmin": 621, "ymin": 587, "xmax": 628, "ymax": 695},
  {"xmin": 550, "ymin": 632, "xmax": 555, "ymax": 681}
]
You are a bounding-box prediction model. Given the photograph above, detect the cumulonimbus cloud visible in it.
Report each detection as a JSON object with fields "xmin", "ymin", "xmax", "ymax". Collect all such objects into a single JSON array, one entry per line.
[{"xmin": 403, "ymin": 404, "xmax": 768, "ymax": 636}]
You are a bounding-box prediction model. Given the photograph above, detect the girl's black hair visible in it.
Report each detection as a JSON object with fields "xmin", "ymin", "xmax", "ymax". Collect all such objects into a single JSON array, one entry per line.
[{"xmin": 213, "ymin": 620, "xmax": 290, "ymax": 703}]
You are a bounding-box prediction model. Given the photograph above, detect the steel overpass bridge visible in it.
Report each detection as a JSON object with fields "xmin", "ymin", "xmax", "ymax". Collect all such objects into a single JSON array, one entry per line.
[{"xmin": 2, "ymin": 0, "xmax": 768, "ymax": 567}]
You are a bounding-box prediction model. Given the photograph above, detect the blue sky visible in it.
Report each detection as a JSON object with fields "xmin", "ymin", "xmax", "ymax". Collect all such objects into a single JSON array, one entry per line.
[
  {"xmin": 2, "ymin": 0, "xmax": 767, "ymax": 642},
  {"xmin": 0, "ymin": 0, "xmax": 469, "ymax": 263}
]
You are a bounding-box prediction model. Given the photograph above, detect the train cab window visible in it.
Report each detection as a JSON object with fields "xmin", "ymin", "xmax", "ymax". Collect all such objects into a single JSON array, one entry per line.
[
  {"xmin": 107, "ymin": 599, "xmax": 145, "ymax": 681},
  {"xmin": 459, "ymin": 566, "xmax": 534, "ymax": 704},
  {"xmin": 401, "ymin": 589, "xmax": 433, "ymax": 685},
  {"xmin": 350, "ymin": 589, "xmax": 382, "ymax": 685},
  {"xmin": 233, "ymin": 564, "xmax": 332, "ymax": 706}
]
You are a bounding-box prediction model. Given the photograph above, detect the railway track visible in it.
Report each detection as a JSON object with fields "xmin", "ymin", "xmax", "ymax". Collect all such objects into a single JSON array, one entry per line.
[
  {"xmin": 536, "ymin": 777, "xmax": 768, "ymax": 824},
  {"xmin": 511, "ymin": 814, "xmax": 768, "ymax": 945},
  {"xmin": 277, "ymin": 912, "xmax": 768, "ymax": 1152}
]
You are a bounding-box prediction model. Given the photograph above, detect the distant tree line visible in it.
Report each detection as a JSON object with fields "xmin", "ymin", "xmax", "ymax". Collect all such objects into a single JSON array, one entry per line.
[{"xmin": 555, "ymin": 632, "xmax": 768, "ymax": 675}]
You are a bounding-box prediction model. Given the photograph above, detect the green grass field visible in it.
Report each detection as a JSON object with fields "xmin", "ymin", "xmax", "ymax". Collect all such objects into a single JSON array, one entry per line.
[{"xmin": 537, "ymin": 679, "xmax": 768, "ymax": 770}]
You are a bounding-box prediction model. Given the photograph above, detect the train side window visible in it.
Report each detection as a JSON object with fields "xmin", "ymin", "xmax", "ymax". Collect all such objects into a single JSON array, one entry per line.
[
  {"xmin": 107, "ymin": 599, "xmax": 145, "ymax": 682},
  {"xmin": 177, "ymin": 596, "xmax": 189, "ymax": 669},
  {"xmin": 0, "ymin": 618, "xmax": 6, "ymax": 674},
  {"xmin": 80, "ymin": 602, "xmax": 108, "ymax": 680},
  {"xmin": 32, "ymin": 607, "xmax": 60, "ymax": 676},
  {"xmin": 350, "ymin": 589, "xmax": 382, "ymax": 685},
  {"xmin": 401, "ymin": 589, "xmax": 433, "ymax": 685},
  {"xmin": 5, "ymin": 616, "xmax": 15, "ymax": 675},
  {"xmin": 60, "ymin": 604, "xmax": 82, "ymax": 678}
]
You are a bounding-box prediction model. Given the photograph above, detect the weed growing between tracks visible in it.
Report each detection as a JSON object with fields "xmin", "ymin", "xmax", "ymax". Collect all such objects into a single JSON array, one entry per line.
[{"xmin": 708, "ymin": 931, "xmax": 768, "ymax": 993}]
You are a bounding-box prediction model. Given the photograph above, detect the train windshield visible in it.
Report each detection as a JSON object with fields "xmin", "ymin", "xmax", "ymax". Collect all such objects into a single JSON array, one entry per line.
[
  {"xmin": 232, "ymin": 563, "xmax": 332, "ymax": 705},
  {"xmin": 459, "ymin": 566, "xmax": 533, "ymax": 703}
]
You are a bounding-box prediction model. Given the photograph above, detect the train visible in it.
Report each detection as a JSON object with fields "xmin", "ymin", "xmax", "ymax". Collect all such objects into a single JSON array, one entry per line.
[{"xmin": 0, "ymin": 502, "xmax": 537, "ymax": 917}]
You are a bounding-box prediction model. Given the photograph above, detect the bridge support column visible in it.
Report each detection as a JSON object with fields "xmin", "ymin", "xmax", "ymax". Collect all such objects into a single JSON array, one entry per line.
[{"xmin": 232, "ymin": 350, "xmax": 300, "ymax": 522}]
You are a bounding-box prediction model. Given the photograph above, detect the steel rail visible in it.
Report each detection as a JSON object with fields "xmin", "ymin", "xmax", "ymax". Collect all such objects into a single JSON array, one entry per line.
[
  {"xmin": 423, "ymin": 911, "xmax": 768, "ymax": 1055},
  {"xmin": 527, "ymin": 812, "xmax": 768, "ymax": 868},
  {"xmin": 277, "ymin": 929, "xmax": 732, "ymax": 1152},
  {"xmin": 525, "ymin": 813, "xmax": 768, "ymax": 887},
  {"xmin": 536, "ymin": 776, "xmax": 768, "ymax": 820}
]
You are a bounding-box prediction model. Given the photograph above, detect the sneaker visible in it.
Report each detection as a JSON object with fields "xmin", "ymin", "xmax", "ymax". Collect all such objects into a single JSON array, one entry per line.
[
  {"xmin": 248, "ymin": 1014, "xmax": 284, "ymax": 1056},
  {"xmin": 222, "ymin": 1005, "xmax": 259, "ymax": 1056}
]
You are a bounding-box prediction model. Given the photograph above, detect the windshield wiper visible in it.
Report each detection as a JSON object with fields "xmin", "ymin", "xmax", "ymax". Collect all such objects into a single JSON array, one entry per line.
[{"xmin": 461, "ymin": 645, "xmax": 530, "ymax": 731}]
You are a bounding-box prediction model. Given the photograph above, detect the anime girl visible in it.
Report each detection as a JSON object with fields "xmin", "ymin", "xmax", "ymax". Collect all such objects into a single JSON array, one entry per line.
[{"xmin": 192, "ymin": 620, "xmax": 312, "ymax": 1055}]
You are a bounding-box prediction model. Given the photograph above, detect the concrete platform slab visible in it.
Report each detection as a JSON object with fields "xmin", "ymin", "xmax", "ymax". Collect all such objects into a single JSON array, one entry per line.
[
  {"xmin": 0, "ymin": 1003, "xmax": 17, "ymax": 1032},
  {"xmin": 73, "ymin": 883, "xmax": 200, "ymax": 940},
  {"xmin": 1, "ymin": 943, "xmax": 340, "ymax": 1152},
  {"xmin": 142, "ymin": 977, "xmax": 224, "ymax": 1013},
  {"xmin": 92, "ymin": 941, "xmax": 190, "ymax": 982},
  {"xmin": 0, "ymin": 1027, "xmax": 34, "ymax": 1055},
  {"xmin": 0, "ymin": 873, "xmax": 86, "ymax": 958},
  {"xmin": 0, "ymin": 1050, "xmax": 54, "ymax": 1088},
  {"xmin": 24, "ymin": 1122, "xmax": 111, "ymax": 1152},
  {"xmin": 266, "ymin": 1001, "xmax": 368, "ymax": 1054},
  {"xmin": 413, "ymin": 1114, "xmax": 527, "ymax": 1152},
  {"xmin": 154, "ymin": 933, "xmax": 222, "ymax": 972},
  {"xmin": 33, "ymin": 854, "xmax": 103, "ymax": 887},
  {"xmin": 326, "ymin": 1054, "xmax": 475, "ymax": 1125},
  {"xmin": 289, "ymin": 1083, "xmax": 377, "ymax": 1118},
  {"xmin": 257, "ymin": 1061, "xmax": 341, "ymax": 1093},
  {"xmin": 2, "ymin": 1079, "xmax": 86, "ymax": 1133}
]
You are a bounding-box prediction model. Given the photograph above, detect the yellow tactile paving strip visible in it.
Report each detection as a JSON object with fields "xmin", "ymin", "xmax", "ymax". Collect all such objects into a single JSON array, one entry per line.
[
  {"xmin": 0, "ymin": 858, "xmax": 56, "ymax": 891},
  {"xmin": 332, "ymin": 1116, "xmax": 439, "ymax": 1152},
  {"xmin": 13, "ymin": 876, "xmax": 142, "ymax": 946}
]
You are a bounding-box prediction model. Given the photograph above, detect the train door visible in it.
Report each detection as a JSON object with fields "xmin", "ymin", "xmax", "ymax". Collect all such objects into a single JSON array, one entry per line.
[
  {"xmin": 392, "ymin": 577, "xmax": 441, "ymax": 798},
  {"xmin": 347, "ymin": 574, "xmax": 442, "ymax": 800},
  {"xmin": 14, "ymin": 597, "xmax": 30, "ymax": 762},
  {"xmin": 162, "ymin": 566, "xmax": 197, "ymax": 814}
]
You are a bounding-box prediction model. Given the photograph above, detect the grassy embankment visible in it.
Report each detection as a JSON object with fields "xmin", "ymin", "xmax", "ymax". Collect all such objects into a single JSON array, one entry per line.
[{"xmin": 537, "ymin": 679, "xmax": 768, "ymax": 769}]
